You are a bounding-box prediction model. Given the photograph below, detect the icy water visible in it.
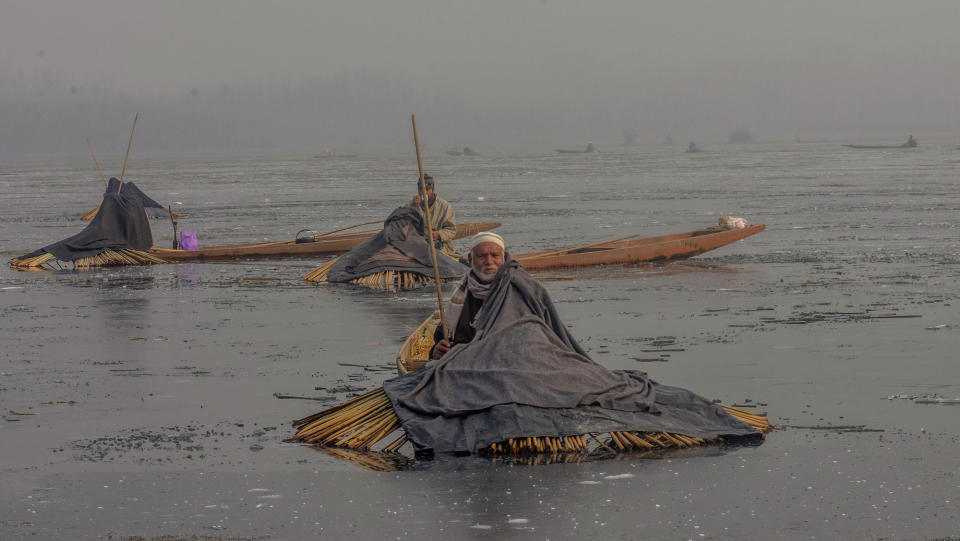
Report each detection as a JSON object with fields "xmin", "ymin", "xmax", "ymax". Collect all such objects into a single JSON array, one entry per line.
[{"xmin": 1, "ymin": 141, "xmax": 958, "ymax": 540}]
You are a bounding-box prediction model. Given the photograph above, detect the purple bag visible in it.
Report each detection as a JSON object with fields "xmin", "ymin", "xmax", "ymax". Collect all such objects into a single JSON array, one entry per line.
[{"xmin": 179, "ymin": 231, "xmax": 199, "ymax": 251}]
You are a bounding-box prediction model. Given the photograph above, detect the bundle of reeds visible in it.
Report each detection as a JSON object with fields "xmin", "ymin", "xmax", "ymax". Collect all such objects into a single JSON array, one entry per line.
[
  {"xmin": 303, "ymin": 255, "xmax": 452, "ymax": 290},
  {"xmin": 291, "ymin": 386, "xmax": 772, "ymax": 456},
  {"xmin": 303, "ymin": 257, "xmax": 340, "ymax": 282},
  {"xmin": 9, "ymin": 249, "xmax": 168, "ymax": 270}
]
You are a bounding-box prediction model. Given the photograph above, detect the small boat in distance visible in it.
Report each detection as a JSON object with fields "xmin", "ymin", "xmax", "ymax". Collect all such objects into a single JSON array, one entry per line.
[
  {"xmin": 686, "ymin": 141, "xmax": 700, "ymax": 153},
  {"xmin": 446, "ymin": 146, "xmax": 480, "ymax": 156},
  {"xmin": 844, "ymin": 135, "xmax": 917, "ymax": 149},
  {"xmin": 555, "ymin": 143, "xmax": 596, "ymax": 154}
]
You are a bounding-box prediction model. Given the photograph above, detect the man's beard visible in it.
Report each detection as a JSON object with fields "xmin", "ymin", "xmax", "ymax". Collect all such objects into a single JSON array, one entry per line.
[{"xmin": 472, "ymin": 267, "xmax": 496, "ymax": 283}]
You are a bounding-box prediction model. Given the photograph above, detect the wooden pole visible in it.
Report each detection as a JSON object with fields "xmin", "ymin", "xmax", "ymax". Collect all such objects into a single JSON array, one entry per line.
[
  {"xmin": 118, "ymin": 112, "xmax": 138, "ymax": 193},
  {"xmin": 311, "ymin": 220, "xmax": 384, "ymax": 240},
  {"xmin": 411, "ymin": 114, "xmax": 449, "ymax": 339},
  {"xmin": 87, "ymin": 139, "xmax": 107, "ymax": 186},
  {"xmin": 168, "ymin": 205, "xmax": 179, "ymax": 249}
]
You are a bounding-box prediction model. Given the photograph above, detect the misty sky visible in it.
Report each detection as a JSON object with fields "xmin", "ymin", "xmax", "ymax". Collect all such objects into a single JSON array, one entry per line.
[{"xmin": 2, "ymin": 0, "xmax": 959, "ymax": 156}]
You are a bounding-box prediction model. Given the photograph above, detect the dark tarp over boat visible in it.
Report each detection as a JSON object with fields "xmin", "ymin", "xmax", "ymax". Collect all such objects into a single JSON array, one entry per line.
[
  {"xmin": 82, "ymin": 177, "xmax": 175, "ymax": 220},
  {"xmin": 381, "ymin": 259, "xmax": 760, "ymax": 454},
  {"xmin": 11, "ymin": 193, "xmax": 167, "ymax": 269},
  {"xmin": 107, "ymin": 177, "xmax": 163, "ymax": 209},
  {"xmin": 314, "ymin": 206, "xmax": 467, "ymax": 287}
]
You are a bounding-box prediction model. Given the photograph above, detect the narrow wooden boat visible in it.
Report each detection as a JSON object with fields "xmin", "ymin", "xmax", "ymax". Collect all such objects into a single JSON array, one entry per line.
[
  {"xmin": 513, "ymin": 224, "xmax": 765, "ymax": 271},
  {"xmin": 150, "ymin": 221, "xmax": 501, "ymax": 262},
  {"xmin": 396, "ymin": 310, "xmax": 443, "ymax": 375}
]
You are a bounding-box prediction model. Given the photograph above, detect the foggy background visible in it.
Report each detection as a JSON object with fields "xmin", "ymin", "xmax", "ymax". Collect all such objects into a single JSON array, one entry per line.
[{"xmin": 2, "ymin": 0, "xmax": 959, "ymax": 157}]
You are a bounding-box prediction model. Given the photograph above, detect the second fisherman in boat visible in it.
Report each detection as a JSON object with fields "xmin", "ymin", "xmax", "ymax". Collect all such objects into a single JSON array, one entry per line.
[
  {"xmin": 411, "ymin": 174, "xmax": 457, "ymax": 254},
  {"xmin": 431, "ymin": 232, "xmax": 506, "ymax": 359}
]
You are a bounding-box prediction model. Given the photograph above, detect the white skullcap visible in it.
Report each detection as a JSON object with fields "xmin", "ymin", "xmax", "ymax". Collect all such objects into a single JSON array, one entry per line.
[{"xmin": 470, "ymin": 232, "xmax": 505, "ymax": 251}]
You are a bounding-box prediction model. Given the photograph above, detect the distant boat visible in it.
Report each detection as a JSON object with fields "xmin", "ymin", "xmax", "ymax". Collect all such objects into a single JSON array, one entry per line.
[
  {"xmin": 555, "ymin": 143, "xmax": 596, "ymax": 154},
  {"xmin": 844, "ymin": 136, "xmax": 917, "ymax": 149},
  {"xmin": 686, "ymin": 141, "xmax": 700, "ymax": 153},
  {"xmin": 447, "ymin": 146, "xmax": 479, "ymax": 156}
]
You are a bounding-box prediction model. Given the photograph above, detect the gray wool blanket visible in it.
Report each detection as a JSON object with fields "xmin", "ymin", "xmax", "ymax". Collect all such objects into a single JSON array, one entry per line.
[
  {"xmin": 383, "ymin": 259, "xmax": 759, "ymax": 453},
  {"xmin": 325, "ymin": 206, "xmax": 466, "ymax": 283}
]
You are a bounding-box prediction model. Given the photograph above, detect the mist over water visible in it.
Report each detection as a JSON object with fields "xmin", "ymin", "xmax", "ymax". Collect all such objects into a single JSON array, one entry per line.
[{"xmin": 3, "ymin": 1, "xmax": 960, "ymax": 156}]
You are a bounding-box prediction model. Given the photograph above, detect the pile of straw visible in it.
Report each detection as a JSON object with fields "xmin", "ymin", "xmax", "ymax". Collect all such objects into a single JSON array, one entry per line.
[
  {"xmin": 291, "ymin": 387, "xmax": 772, "ymax": 457},
  {"xmin": 10, "ymin": 249, "xmax": 168, "ymax": 270},
  {"xmin": 304, "ymin": 256, "xmax": 451, "ymax": 290}
]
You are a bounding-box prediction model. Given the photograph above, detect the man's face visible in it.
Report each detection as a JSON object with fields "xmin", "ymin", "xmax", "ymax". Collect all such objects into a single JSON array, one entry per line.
[
  {"xmin": 423, "ymin": 186, "xmax": 435, "ymax": 198},
  {"xmin": 471, "ymin": 242, "xmax": 505, "ymax": 281}
]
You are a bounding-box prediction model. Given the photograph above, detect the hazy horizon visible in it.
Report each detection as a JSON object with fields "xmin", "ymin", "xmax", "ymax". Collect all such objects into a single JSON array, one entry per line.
[{"xmin": 3, "ymin": 1, "xmax": 959, "ymax": 157}]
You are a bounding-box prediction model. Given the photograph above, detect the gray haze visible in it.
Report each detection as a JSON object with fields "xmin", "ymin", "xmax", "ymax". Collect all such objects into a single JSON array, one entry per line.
[{"xmin": 2, "ymin": 0, "xmax": 960, "ymax": 156}]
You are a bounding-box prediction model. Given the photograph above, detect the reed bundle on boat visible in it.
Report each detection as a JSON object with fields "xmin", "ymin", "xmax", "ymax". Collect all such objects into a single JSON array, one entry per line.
[
  {"xmin": 293, "ymin": 317, "xmax": 773, "ymax": 456},
  {"xmin": 291, "ymin": 387, "xmax": 772, "ymax": 456},
  {"xmin": 304, "ymin": 255, "xmax": 453, "ymax": 290},
  {"xmin": 9, "ymin": 249, "xmax": 168, "ymax": 270}
]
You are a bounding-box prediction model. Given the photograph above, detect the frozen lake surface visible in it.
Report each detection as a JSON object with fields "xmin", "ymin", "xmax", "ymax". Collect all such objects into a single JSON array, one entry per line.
[{"xmin": 1, "ymin": 141, "xmax": 958, "ymax": 539}]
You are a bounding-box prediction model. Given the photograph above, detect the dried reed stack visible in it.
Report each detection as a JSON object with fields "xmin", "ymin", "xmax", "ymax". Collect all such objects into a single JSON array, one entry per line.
[
  {"xmin": 303, "ymin": 256, "xmax": 452, "ymax": 290},
  {"xmin": 10, "ymin": 249, "xmax": 168, "ymax": 270},
  {"xmin": 291, "ymin": 325, "xmax": 773, "ymax": 456},
  {"xmin": 291, "ymin": 387, "xmax": 772, "ymax": 456}
]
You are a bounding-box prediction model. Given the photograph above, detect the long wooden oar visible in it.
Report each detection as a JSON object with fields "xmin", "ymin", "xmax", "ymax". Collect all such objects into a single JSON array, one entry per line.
[
  {"xmin": 411, "ymin": 114, "xmax": 449, "ymax": 339},
  {"xmin": 232, "ymin": 222, "xmax": 385, "ymax": 251},
  {"xmin": 117, "ymin": 113, "xmax": 138, "ymax": 194},
  {"xmin": 81, "ymin": 139, "xmax": 109, "ymax": 220},
  {"xmin": 87, "ymin": 139, "xmax": 107, "ymax": 187},
  {"xmin": 309, "ymin": 220, "xmax": 384, "ymax": 241}
]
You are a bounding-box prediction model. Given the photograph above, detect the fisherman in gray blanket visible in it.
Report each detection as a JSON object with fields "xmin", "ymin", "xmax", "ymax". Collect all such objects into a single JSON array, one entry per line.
[
  {"xmin": 430, "ymin": 231, "xmax": 506, "ymax": 359},
  {"xmin": 383, "ymin": 232, "xmax": 761, "ymax": 454}
]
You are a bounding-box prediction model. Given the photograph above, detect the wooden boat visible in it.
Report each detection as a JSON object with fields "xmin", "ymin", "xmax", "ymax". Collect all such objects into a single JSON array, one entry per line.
[
  {"xmin": 513, "ymin": 224, "xmax": 765, "ymax": 271},
  {"xmin": 396, "ymin": 310, "xmax": 443, "ymax": 375},
  {"xmin": 151, "ymin": 221, "xmax": 501, "ymax": 262}
]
